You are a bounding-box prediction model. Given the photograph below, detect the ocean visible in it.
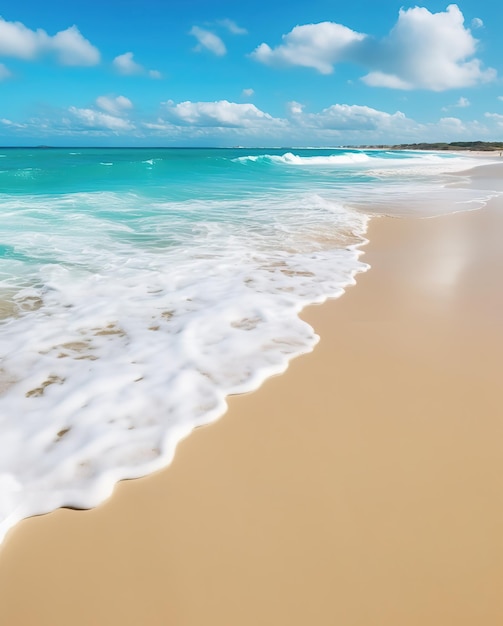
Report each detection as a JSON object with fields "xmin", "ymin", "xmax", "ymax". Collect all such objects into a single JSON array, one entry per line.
[{"xmin": 0, "ymin": 147, "xmax": 498, "ymax": 544}]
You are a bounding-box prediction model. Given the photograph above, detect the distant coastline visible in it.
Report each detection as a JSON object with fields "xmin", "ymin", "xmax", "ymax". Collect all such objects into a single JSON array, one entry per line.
[{"xmin": 352, "ymin": 141, "xmax": 503, "ymax": 152}]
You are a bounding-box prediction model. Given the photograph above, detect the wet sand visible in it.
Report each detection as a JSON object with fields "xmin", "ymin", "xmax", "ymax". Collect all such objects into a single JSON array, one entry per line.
[{"xmin": 1, "ymin": 196, "xmax": 503, "ymax": 625}]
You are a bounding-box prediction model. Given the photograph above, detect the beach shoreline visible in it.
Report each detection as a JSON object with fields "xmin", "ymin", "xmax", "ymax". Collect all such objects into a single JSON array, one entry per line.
[{"xmin": 1, "ymin": 179, "xmax": 503, "ymax": 624}]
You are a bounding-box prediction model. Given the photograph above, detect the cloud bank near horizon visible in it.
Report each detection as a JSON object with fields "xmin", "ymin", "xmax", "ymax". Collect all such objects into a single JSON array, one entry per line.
[{"xmin": 2, "ymin": 96, "xmax": 501, "ymax": 147}]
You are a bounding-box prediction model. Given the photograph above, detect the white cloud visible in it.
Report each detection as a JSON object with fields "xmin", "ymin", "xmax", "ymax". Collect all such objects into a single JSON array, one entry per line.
[
  {"xmin": 0, "ymin": 17, "xmax": 100, "ymax": 65},
  {"xmin": 361, "ymin": 5, "xmax": 495, "ymax": 91},
  {"xmin": 218, "ymin": 19, "xmax": 247, "ymax": 35},
  {"xmin": 252, "ymin": 5, "xmax": 496, "ymax": 91},
  {"xmin": 362, "ymin": 72, "xmax": 411, "ymax": 90},
  {"xmin": 96, "ymin": 95, "xmax": 133, "ymax": 116},
  {"xmin": 437, "ymin": 116, "xmax": 467, "ymax": 131},
  {"xmin": 142, "ymin": 119, "xmax": 174, "ymax": 131},
  {"xmin": 190, "ymin": 26, "xmax": 227, "ymax": 56},
  {"xmin": 498, "ymin": 96, "xmax": 503, "ymax": 102},
  {"xmin": 287, "ymin": 101, "xmax": 305, "ymax": 115},
  {"xmin": 113, "ymin": 52, "xmax": 143, "ymax": 75},
  {"xmin": 242, "ymin": 88, "xmax": 254, "ymax": 98},
  {"xmin": 0, "ymin": 17, "xmax": 43, "ymax": 59},
  {"xmin": 298, "ymin": 103, "xmax": 414, "ymax": 133},
  {"xmin": 163, "ymin": 100, "xmax": 281, "ymax": 128},
  {"xmin": 68, "ymin": 106, "xmax": 134, "ymax": 131},
  {"xmin": 251, "ymin": 22, "xmax": 365, "ymax": 74},
  {"xmin": 471, "ymin": 17, "xmax": 484, "ymax": 29},
  {"xmin": 0, "ymin": 63, "xmax": 11, "ymax": 80},
  {"xmin": 0, "ymin": 117, "xmax": 26, "ymax": 128},
  {"xmin": 112, "ymin": 52, "xmax": 160, "ymax": 78},
  {"xmin": 50, "ymin": 25, "xmax": 100, "ymax": 66},
  {"xmin": 455, "ymin": 97, "xmax": 470, "ymax": 107}
]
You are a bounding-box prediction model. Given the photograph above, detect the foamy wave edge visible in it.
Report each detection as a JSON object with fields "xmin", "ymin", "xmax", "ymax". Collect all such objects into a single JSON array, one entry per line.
[
  {"xmin": 234, "ymin": 152, "xmax": 372, "ymax": 165},
  {"xmin": 0, "ymin": 211, "xmax": 370, "ymax": 546}
]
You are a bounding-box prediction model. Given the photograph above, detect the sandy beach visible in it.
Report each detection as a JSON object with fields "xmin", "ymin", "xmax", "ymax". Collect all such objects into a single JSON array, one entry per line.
[{"xmin": 1, "ymin": 189, "xmax": 503, "ymax": 625}]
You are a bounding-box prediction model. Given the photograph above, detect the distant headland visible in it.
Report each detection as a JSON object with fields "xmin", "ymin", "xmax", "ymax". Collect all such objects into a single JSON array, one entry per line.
[{"xmin": 353, "ymin": 141, "xmax": 503, "ymax": 152}]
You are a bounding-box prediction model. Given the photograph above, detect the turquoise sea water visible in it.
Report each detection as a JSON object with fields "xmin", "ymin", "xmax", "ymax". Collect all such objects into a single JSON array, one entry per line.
[{"xmin": 0, "ymin": 147, "xmax": 498, "ymax": 543}]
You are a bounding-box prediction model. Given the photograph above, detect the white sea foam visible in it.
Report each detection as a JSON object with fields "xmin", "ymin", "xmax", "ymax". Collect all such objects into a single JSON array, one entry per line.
[
  {"xmin": 235, "ymin": 151, "xmax": 499, "ymax": 173},
  {"xmin": 365, "ymin": 155, "xmax": 498, "ymax": 178},
  {"xmin": 0, "ymin": 190, "xmax": 369, "ymax": 544},
  {"xmin": 274, "ymin": 152, "xmax": 371, "ymax": 165},
  {"xmin": 232, "ymin": 151, "xmax": 497, "ymax": 217},
  {"xmin": 234, "ymin": 151, "xmax": 372, "ymax": 165}
]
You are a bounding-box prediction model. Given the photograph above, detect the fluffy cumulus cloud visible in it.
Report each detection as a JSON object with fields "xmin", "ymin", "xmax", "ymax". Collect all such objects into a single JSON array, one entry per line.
[
  {"xmin": 252, "ymin": 22, "xmax": 365, "ymax": 74},
  {"xmin": 113, "ymin": 52, "xmax": 142, "ymax": 74},
  {"xmin": 252, "ymin": 4, "xmax": 496, "ymax": 91},
  {"xmin": 290, "ymin": 102, "xmax": 498, "ymax": 143},
  {"xmin": 0, "ymin": 17, "xmax": 99, "ymax": 65},
  {"xmin": 287, "ymin": 101, "xmax": 305, "ymax": 115},
  {"xmin": 292, "ymin": 103, "xmax": 417, "ymax": 135},
  {"xmin": 455, "ymin": 97, "xmax": 470, "ymax": 107},
  {"xmin": 163, "ymin": 100, "xmax": 280, "ymax": 128},
  {"xmin": 96, "ymin": 95, "xmax": 133, "ymax": 116},
  {"xmin": 190, "ymin": 26, "xmax": 226, "ymax": 56},
  {"xmin": 68, "ymin": 106, "xmax": 134, "ymax": 132},
  {"xmin": 437, "ymin": 116, "xmax": 467, "ymax": 131},
  {"xmin": 50, "ymin": 26, "xmax": 101, "ymax": 66},
  {"xmin": 112, "ymin": 52, "xmax": 161, "ymax": 78},
  {"xmin": 152, "ymin": 99, "xmax": 425, "ymax": 144},
  {"xmin": 322, "ymin": 104, "xmax": 406, "ymax": 131},
  {"xmin": 0, "ymin": 18, "xmax": 40, "ymax": 59},
  {"xmin": 360, "ymin": 4, "xmax": 495, "ymax": 91}
]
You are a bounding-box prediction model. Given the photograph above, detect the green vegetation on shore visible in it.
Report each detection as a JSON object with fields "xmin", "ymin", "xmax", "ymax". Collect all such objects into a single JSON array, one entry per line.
[{"xmin": 356, "ymin": 141, "xmax": 503, "ymax": 151}]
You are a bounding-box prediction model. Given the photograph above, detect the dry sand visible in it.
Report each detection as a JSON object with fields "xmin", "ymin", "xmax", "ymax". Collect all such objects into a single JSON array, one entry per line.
[{"xmin": 1, "ymin": 196, "xmax": 503, "ymax": 626}]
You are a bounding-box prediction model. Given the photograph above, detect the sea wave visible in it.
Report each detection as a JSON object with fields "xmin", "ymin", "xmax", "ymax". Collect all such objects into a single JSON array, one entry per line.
[
  {"xmin": 234, "ymin": 151, "xmax": 372, "ymax": 165},
  {"xmin": 0, "ymin": 188, "xmax": 369, "ymax": 545}
]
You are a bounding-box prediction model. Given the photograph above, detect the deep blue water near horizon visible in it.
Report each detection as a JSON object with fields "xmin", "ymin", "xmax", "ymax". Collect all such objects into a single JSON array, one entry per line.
[{"xmin": 0, "ymin": 146, "xmax": 497, "ymax": 545}]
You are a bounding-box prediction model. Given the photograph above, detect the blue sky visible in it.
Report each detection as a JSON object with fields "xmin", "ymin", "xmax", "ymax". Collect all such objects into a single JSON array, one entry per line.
[{"xmin": 1, "ymin": 0, "xmax": 502, "ymax": 146}]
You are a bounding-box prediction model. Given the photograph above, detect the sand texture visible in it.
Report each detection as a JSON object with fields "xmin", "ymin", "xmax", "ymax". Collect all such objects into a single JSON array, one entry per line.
[{"xmin": 1, "ymin": 197, "xmax": 503, "ymax": 626}]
